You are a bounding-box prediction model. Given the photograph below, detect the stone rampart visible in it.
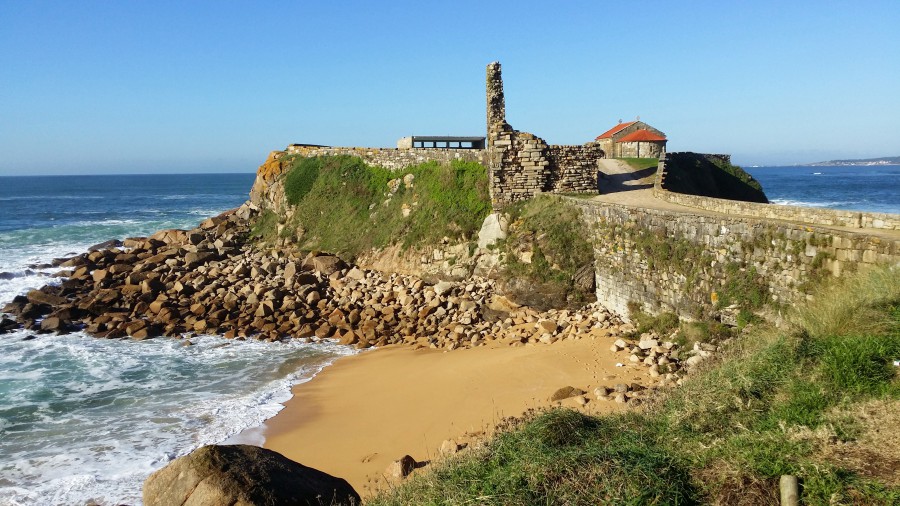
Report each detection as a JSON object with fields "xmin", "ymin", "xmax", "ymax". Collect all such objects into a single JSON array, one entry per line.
[
  {"xmin": 654, "ymin": 156, "xmax": 900, "ymax": 231},
  {"xmin": 555, "ymin": 195, "xmax": 900, "ymax": 319},
  {"xmin": 284, "ymin": 144, "xmax": 486, "ymax": 171}
]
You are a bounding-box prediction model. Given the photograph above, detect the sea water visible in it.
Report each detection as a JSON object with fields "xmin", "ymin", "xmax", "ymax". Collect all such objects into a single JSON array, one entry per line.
[
  {"xmin": 0, "ymin": 174, "xmax": 356, "ymax": 505},
  {"xmin": 745, "ymin": 165, "xmax": 900, "ymax": 215}
]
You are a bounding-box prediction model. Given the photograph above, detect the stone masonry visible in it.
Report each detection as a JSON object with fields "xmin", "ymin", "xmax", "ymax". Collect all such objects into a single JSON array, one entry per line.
[
  {"xmin": 557, "ymin": 194, "xmax": 900, "ymax": 319},
  {"xmin": 486, "ymin": 62, "xmax": 605, "ymax": 209},
  {"xmin": 654, "ymin": 156, "xmax": 900, "ymax": 231}
]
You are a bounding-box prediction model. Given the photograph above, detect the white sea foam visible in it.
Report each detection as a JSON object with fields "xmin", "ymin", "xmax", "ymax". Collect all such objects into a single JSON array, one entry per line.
[
  {"xmin": 0, "ymin": 331, "xmax": 356, "ymax": 505},
  {"xmin": 769, "ymin": 198, "xmax": 858, "ymax": 209}
]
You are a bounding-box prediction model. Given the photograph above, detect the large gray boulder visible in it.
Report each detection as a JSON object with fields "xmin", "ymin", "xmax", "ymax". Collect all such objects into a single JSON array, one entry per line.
[
  {"xmin": 477, "ymin": 212, "xmax": 508, "ymax": 249},
  {"xmin": 143, "ymin": 444, "xmax": 360, "ymax": 506}
]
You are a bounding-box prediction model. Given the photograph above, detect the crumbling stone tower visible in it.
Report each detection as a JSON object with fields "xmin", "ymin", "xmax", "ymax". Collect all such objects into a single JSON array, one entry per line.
[
  {"xmin": 486, "ymin": 61, "xmax": 510, "ymax": 144},
  {"xmin": 485, "ymin": 62, "xmax": 605, "ymax": 209}
]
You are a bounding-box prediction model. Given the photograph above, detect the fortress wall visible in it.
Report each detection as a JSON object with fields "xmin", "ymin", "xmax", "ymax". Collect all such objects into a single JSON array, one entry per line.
[
  {"xmin": 284, "ymin": 145, "xmax": 486, "ymax": 171},
  {"xmin": 545, "ymin": 144, "xmax": 606, "ymax": 193},
  {"xmin": 556, "ymin": 195, "xmax": 900, "ymax": 319},
  {"xmin": 654, "ymin": 189, "xmax": 900, "ymax": 231},
  {"xmin": 486, "ymin": 62, "xmax": 602, "ymax": 208},
  {"xmin": 654, "ymin": 157, "xmax": 900, "ymax": 231}
]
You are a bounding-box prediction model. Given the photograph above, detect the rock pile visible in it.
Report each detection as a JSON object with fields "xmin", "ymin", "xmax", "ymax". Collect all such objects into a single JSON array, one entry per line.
[{"xmin": 0, "ymin": 202, "xmax": 625, "ymax": 352}]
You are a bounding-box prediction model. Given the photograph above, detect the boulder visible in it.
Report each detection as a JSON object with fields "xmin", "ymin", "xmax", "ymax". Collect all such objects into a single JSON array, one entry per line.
[
  {"xmin": 143, "ymin": 444, "xmax": 360, "ymax": 506},
  {"xmin": 432, "ymin": 281, "xmax": 454, "ymax": 297},
  {"xmin": 307, "ymin": 255, "xmax": 346, "ymax": 276},
  {"xmin": 550, "ymin": 386, "xmax": 586, "ymax": 402},
  {"xmin": 477, "ymin": 212, "xmax": 508, "ymax": 249},
  {"xmin": 26, "ymin": 289, "xmax": 67, "ymax": 307},
  {"xmin": 88, "ymin": 239, "xmax": 123, "ymax": 251},
  {"xmin": 386, "ymin": 455, "xmax": 418, "ymax": 479}
]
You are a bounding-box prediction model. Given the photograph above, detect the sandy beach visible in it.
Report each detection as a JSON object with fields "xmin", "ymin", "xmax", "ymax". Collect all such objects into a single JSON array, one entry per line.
[{"xmin": 263, "ymin": 336, "xmax": 645, "ymax": 497}]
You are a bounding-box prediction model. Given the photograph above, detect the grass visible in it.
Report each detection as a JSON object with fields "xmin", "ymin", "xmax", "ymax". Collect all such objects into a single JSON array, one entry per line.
[
  {"xmin": 500, "ymin": 197, "xmax": 596, "ymax": 308},
  {"xmin": 618, "ymin": 157, "xmax": 659, "ymax": 171},
  {"xmin": 255, "ymin": 155, "xmax": 490, "ymax": 260},
  {"xmin": 369, "ymin": 410, "xmax": 696, "ymax": 506},
  {"xmin": 371, "ymin": 265, "xmax": 900, "ymax": 504}
]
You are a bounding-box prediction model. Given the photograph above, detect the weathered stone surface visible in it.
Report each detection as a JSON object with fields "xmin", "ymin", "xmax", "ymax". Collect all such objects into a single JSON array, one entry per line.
[
  {"xmin": 477, "ymin": 212, "xmax": 508, "ymax": 249},
  {"xmin": 386, "ymin": 455, "xmax": 418, "ymax": 479},
  {"xmin": 307, "ymin": 255, "xmax": 345, "ymax": 276},
  {"xmin": 550, "ymin": 386, "xmax": 586, "ymax": 402},
  {"xmin": 26, "ymin": 289, "xmax": 66, "ymax": 307},
  {"xmin": 143, "ymin": 444, "xmax": 360, "ymax": 506}
]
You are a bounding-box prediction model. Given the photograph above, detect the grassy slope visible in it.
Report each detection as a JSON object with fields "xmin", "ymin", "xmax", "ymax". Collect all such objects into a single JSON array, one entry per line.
[
  {"xmin": 370, "ymin": 265, "xmax": 900, "ymax": 505},
  {"xmin": 499, "ymin": 197, "xmax": 597, "ymax": 309},
  {"xmin": 254, "ymin": 155, "xmax": 491, "ymax": 260}
]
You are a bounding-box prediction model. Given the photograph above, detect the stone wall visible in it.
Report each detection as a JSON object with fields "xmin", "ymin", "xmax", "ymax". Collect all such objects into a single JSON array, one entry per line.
[
  {"xmin": 554, "ymin": 195, "xmax": 900, "ymax": 319},
  {"xmin": 618, "ymin": 140, "xmax": 665, "ymax": 159},
  {"xmin": 284, "ymin": 144, "xmax": 485, "ymax": 171},
  {"xmin": 546, "ymin": 144, "xmax": 607, "ymax": 193},
  {"xmin": 486, "ymin": 62, "xmax": 604, "ymax": 208},
  {"xmin": 655, "ymin": 156, "xmax": 900, "ymax": 231}
]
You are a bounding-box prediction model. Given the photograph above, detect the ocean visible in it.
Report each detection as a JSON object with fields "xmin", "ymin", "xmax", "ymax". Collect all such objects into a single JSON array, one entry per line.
[
  {"xmin": 0, "ymin": 174, "xmax": 356, "ymax": 505},
  {"xmin": 745, "ymin": 165, "xmax": 900, "ymax": 214},
  {"xmin": 0, "ymin": 168, "xmax": 897, "ymax": 505}
]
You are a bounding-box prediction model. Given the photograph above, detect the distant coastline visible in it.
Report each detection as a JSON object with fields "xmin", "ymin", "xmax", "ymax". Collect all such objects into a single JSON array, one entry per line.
[{"xmin": 801, "ymin": 155, "xmax": 900, "ymax": 167}]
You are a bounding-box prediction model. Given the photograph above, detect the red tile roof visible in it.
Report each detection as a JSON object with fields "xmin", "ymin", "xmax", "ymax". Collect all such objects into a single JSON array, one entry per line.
[
  {"xmin": 595, "ymin": 121, "xmax": 636, "ymax": 140},
  {"xmin": 616, "ymin": 129, "xmax": 667, "ymax": 142}
]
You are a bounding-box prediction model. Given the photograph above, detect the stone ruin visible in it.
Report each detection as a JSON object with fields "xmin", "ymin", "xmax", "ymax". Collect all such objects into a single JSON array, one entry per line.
[{"xmin": 486, "ymin": 61, "xmax": 606, "ymax": 209}]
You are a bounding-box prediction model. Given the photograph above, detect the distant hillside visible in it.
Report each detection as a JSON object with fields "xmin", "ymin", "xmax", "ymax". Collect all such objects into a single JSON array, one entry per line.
[
  {"xmin": 804, "ymin": 156, "xmax": 900, "ymax": 166},
  {"xmin": 663, "ymin": 152, "xmax": 768, "ymax": 203}
]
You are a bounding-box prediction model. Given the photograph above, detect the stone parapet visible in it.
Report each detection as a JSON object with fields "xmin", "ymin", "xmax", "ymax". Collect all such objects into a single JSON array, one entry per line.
[
  {"xmin": 654, "ymin": 157, "xmax": 900, "ymax": 231},
  {"xmin": 555, "ymin": 195, "xmax": 900, "ymax": 319},
  {"xmin": 284, "ymin": 145, "xmax": 486, "ymax": 171}
]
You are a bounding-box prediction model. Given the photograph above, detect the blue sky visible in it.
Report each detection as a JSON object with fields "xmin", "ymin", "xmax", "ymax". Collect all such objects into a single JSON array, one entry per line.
[{"xmin": 1, "ymin": 1, "xmax": 898, "ymax": 174}]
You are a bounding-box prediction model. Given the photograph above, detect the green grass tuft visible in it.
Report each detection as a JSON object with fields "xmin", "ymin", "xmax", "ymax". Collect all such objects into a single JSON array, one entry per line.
[{"xmin": 618, "ymin": 157, "xmax": 659, "ymax": 171}]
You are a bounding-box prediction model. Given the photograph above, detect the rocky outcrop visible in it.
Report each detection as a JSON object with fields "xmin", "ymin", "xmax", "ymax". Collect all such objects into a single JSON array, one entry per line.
[{"xmin": 143, "ymin": 444, "xmax": 360, "ymax": 506}]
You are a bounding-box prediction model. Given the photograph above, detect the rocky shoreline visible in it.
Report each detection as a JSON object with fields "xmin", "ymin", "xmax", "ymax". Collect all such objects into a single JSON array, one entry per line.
[{"xmin": 1, "ymin": 202, "xmax": 716, "ymax": 402}]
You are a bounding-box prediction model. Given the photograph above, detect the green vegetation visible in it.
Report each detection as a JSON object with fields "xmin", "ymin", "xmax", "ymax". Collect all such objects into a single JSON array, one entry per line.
[
  {"xmin": 618, "ymin": 157, "xmax": 659, "ymax": 171},
  {"xmin": 249, "ymin": 209, "xmax": 278, "ymax": 240},
  {"xmin": 256, "ymin": 155, "xmax": 490, "ymax": 260},
  {"xmin": 664, "ymin": 152, "xmax": 768, "ymax": 203},
  {"xmin": 627, "ymin": 227, "xmax": 768, "ymax": 321},
  {"xmin": 369, "ymin": 409, "xmax": 696, "ymax": 505},
  {"xmin": 500, "ymin": 197, "xmax": 596, "ymax": 308},
  {"xmin": 371, "ymin": 265, "xmax": 900, "ymax": 504}
]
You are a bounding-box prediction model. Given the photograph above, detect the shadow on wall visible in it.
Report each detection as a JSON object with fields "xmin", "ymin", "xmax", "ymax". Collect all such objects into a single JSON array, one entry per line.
[{"xmin": 597, "ymin": 167, "xmax": 657, "ymax": 194}]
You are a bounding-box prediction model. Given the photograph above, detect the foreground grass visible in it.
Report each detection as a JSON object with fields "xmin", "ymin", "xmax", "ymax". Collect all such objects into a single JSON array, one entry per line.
[
  {"xmin": 261, "ymin": 155, "xmax": 490, "ymax": 260},
  {"xmin": 370, "ymin": 265, "xmax": 900, "ymax": 505}
]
